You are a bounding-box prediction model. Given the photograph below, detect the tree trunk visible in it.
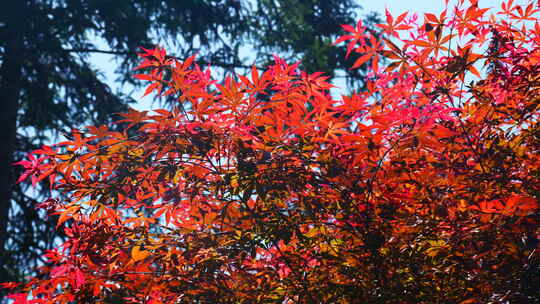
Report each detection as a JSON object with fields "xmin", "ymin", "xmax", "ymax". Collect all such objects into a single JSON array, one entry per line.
[{"xmin": 0, "ymin": 0, "xmax": 27, "ymax": 286}]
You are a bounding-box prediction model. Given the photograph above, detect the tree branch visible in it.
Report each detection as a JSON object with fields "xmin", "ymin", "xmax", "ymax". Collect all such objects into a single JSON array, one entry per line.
[{"xmin": 62, "ymin": 48, "xmax": 258, "ymax": 70}]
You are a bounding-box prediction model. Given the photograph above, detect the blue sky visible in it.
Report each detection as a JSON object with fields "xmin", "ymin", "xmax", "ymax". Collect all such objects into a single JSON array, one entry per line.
[
  {"xmin": 90, "ymin": 0, "xmax": 509, "ymax": 110},
  {"xmin": 361, "ymin": 0, "xmax": 504, "ymax": 16}
]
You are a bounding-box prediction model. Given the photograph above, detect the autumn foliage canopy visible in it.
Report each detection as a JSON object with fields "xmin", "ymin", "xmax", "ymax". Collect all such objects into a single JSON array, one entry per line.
[{"xmin": 5, "ymin": 0, "xmax": 540, "ymax": 302}]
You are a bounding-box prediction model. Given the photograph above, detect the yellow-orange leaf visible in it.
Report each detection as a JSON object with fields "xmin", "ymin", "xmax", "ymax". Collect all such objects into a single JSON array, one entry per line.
[{"xmin": 131, "ymin": 245, "xmax": 149, "ymax": 262}]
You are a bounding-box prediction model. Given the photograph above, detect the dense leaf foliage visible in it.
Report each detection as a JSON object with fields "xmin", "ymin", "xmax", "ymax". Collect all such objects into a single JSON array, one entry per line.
[
  {"xmin": 0, "ymin": 0, "xmax": 374, "ymax": 291},
  {"xmin": 5, "ymin": 0, "xmax": 540, "ymax": 302}
]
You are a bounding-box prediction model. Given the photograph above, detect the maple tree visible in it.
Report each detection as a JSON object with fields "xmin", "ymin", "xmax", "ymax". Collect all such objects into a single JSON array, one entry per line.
[
  {"xmin": 4, "ymin": 0, "xmax": 540, "ymax": 302},
  {"xmin": 1, "ymin": 1, "xmax": 373, "ymax": 293}
]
